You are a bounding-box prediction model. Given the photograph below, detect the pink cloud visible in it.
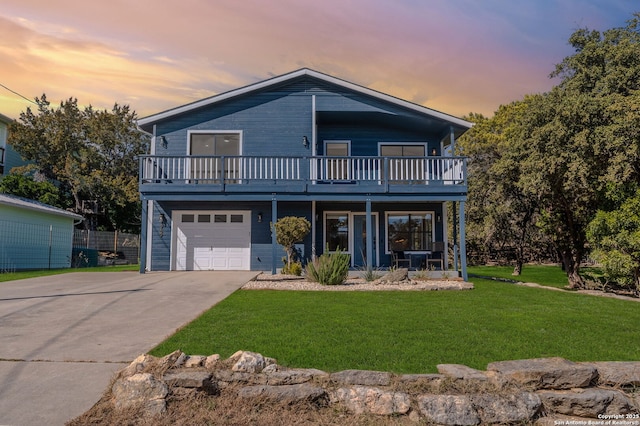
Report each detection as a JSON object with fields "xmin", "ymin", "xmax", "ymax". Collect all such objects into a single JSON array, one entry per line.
[{"xmin": 0, "ymin": 0, "xmax": 635, "ymax": 119}]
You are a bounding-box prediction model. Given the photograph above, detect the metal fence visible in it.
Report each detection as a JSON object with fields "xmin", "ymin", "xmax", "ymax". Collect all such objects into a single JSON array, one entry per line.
[
  {"xmin": 72, "ymin": 230, "xmax": 140, "ymax": 266},
  {"xmin": 0, "ymin": 219, "xmax": 76, "ymax": 272}
]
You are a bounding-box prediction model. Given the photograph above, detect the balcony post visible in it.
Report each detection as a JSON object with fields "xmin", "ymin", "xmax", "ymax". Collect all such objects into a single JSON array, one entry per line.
[
  {"xmin": 366, "ymin": 199, "xmax": 373, "ymax": 272},
  {"xmin": 459, "ymin": 200, "xmax": 468, "ymax": 281},
  {"xmin": 271, "ymin": 196, "xmax": 278, "ymax": 275},
  {"xmin": 139, "ymin": 198, "xmax": 148, "ymax": 273}
]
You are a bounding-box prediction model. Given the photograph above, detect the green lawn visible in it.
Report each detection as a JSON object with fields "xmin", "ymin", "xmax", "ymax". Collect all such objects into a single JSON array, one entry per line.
[
  {"xmin": 0, "ymin": 264, "xmax": 139, "ymax": 282},
  {"xmin": 467, "ymin": 264, "xmax": 570, "ymax": 288},
  {"xmin": 150, "ymin": 277, "xmax": 640, "ymax": 374}
]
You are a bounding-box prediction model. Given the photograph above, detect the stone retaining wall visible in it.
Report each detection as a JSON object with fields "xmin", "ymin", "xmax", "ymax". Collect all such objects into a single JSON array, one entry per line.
[{"xmin": 111, "ymin": 351, "xmax": 640, "ymax": 425}]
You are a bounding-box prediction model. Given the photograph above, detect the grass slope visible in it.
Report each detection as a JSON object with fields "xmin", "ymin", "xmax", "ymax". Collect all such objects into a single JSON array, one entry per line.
[
  {"xmin": 0, "ymin": 264, "xmax": 139, "ymax": 282},
  {"xmin": 150, "ymin": 279, "xmax": 640, "ymax": 373}
]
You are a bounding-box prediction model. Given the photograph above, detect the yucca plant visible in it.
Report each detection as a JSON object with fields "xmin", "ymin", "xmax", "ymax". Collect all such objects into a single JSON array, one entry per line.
[{"xmin": 305, "ymin": 247, "xmax": 350, "ymax": 285}]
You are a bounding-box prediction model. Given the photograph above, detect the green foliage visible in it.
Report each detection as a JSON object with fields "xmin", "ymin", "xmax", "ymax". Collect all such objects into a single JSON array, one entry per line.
[
  {"xmin": 281, "ymin": 260, "xmax": 303, "ymax": 276},
  {"xmin": 151, "ymin": 278, "xmax": 640, "ymax": 373},
  {"xmin": 461, "ymin": 13, "xmax": 640, "ymax": 288},
  {"xmin": 0, "ymin": 172, "xmax": 67, "ymax": 208},
  {"xmin": 587, "ymin": 190, "xmax": 640, "ymax": 291},
  {"xmin": 8, "ymin": 95, "xmax": 150, "ymax": 231},
  {"xmin": 305, "ymin": 248, "xmax": 350, "ymax": 285},
  {"xmin": 273, "ymin": 216, "xmax": 311, "ymax": 271}
]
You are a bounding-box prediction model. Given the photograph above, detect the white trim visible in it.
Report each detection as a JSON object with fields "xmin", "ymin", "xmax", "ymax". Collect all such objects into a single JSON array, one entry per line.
[
  {"xmin": 385, "ymin": 211, "xmax": 436, "ymax": 254},
  {"xmin": 311, "ymin": 200, "xmax": 317, "ymax": 260},
  {"xmin": 0, "ymin": 194, "xmax": 83, "ymax": 220},
  {"xmin": 442, "ymin": 202, "xmax": 449, "ymax": 270},
  {"xmin": 171, "ymin": 209, "xmax": 251, "ymax": 271},
  {"xmin": 146, "ymin": 200, "xmax": 154, "ymax": 271},
  {"xmin": 323, "ymin": 211, "xmax": 379, "ymax": 267},
  {"xmin": 138, "ymin": 68, "xmax": 473, "ymax": 130},
  {"xmin": 311, "ymin": 95, "xmax": 317, "ymax": 156},
  {"xmin": 151, "ymin": 124, "xmax": 156, "ymax": 155}
]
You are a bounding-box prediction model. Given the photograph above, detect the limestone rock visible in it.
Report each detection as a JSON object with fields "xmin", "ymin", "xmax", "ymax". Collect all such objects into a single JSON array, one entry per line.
[
  {"xmin": 417, "ymin": 394, "xmax": 479, "ymax": 425},
  {"xmin": 332, "ymin": 386, "xmax": 411, "ymax": 415},
  {"xmin": 238, "ymin": 383, "xmax": 327, "ymax": 404},
  {"xmin": 214, "ymin": 369, "xmax": 265, "ymax": 385},
  {"xmin": 537, "ymin": 388, "xmax": 618, "ymax": 417},
  {"xmin": 265, "ymin": 367, "xmax": 329, "ymax": 386},
  {"xmin": 473, "ymin": 392, "xmax": 541, "ymax": 424},
  {"xmin": 231, "ymin": 351, "xmax": 273, "ymax": 373},
  {"xmin": 158, "ymin": 350, "xmax": 186, "ymax": 370},
  {"xmin": 184, "ymin": 355, "xmax": 206, "ymax": 368},
  {"xmin": 397, "ymin": 373, "xmax": 445, "ymax": 386},
  {"xmin": 120, "ymin": 354, "xmax": 157, "ymax": 378},
  {"xmin": 437, "ymin": 364, "xmax": 489, "ymax": 382},
  {"xmin": 378, "ymin": 268, "xmax": 409, "ymax": 283},
  {"xmin": 583, "ymin": 361, "xmax": 640, "ymax": 387},
  {"xmin": 204, "ymin": 354, "xmax": 220, "ymax": 369},
  {"xmin": 330, "ymin": 369, "xmax": 391, "ymax": 386},
  {"xmin": 605, "ymin": 390, "xmax": 636, "ymax": 415},
  {"xmin": 111, "ymin": 373, "xmax": 168, "ymax": 416},
  {"xmin": 487, "ymin": 357, "xmax": 597, "ymax": 389},
  {"xmin": 162, "ymin": 371, "xmax": 215, "ymax": 392}
]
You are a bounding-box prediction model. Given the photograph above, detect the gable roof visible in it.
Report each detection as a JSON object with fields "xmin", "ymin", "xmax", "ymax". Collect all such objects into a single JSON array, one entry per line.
[
  {"xmin": 138, "ymin": 68, "xmax": 472, "ymax": 132},
  {"xmin": 0, "ymin": 112, "xmax": 13, "ymax": 125},
  {"xmin": 0, "ymin": 193, "xmax": 83, "ymax": 220}
]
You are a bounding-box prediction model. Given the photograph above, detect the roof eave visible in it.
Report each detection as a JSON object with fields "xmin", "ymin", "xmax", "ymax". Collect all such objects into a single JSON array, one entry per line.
[{"xmin": 138, "ymin": 68, "xmax": 473, "ymax": 132}]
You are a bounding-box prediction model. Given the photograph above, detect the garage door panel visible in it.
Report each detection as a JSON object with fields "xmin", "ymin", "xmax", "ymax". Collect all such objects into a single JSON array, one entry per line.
[{"xmin": 174, "ymin": 211, "xmax": 250, "ymax": 271}]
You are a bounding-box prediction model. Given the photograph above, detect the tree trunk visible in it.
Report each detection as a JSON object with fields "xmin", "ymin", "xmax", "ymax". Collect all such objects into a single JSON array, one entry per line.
[
  {"xmin": 561, "ymin": 250, "xmax": 585, "ymax": 289},
  {"xmin": 512, "ymin": 262, "xmax": 522, "ymax": 276}
]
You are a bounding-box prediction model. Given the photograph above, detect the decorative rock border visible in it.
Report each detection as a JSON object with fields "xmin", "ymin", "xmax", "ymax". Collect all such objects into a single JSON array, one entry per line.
[{"xmin": 110, "ymin": 351, "xmax": 640, "ymax": 425}]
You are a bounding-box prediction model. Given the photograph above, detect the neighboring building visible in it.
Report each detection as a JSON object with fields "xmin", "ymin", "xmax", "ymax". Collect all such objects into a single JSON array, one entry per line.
[
  {"xmin": 0, "ymin": 112, "xmax": 27, "ymax": 176},
  {"xmin": 137, "ymin": 68, "xmax": 472, "ymax": 278},
  {"xmin": 0, "ymin": 194, "xmax": 83, "ymax": 271}
]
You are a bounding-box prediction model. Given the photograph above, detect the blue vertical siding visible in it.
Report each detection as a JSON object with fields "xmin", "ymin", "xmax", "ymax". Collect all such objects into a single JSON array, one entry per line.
[{"xmin": 152, "ymin": 201, "xmax": 313, "ymax": 272}]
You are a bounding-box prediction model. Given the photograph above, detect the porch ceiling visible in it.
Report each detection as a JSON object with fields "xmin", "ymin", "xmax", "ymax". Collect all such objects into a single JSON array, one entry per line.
[{"xmin": 315, "ymin": 111, "xmax": 464, "ymax": 138}]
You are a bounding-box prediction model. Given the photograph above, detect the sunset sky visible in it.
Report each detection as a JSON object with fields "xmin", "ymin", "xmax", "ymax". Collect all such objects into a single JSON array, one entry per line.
[{"xmin": 1, "ymin": 1, "xmax": 637, "ymax": 120}]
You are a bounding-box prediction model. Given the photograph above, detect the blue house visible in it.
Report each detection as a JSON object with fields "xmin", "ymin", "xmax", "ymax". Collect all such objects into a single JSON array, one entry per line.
[{"xmin": 138, "ymin": 68, "xmax": 472, "ymax": 279}]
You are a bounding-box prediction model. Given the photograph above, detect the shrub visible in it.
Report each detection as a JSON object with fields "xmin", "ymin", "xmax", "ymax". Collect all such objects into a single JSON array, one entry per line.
[
  {"xmin": 273, "ymin": 216, "xmax": 311, "ymax": 273},
  {"xmin": 282, "ymin": 260, "xmax": 303, "ymax": 276},
  {"xmin": 305, "ymin": 248, "xmax": 350, "ymax": 285}
]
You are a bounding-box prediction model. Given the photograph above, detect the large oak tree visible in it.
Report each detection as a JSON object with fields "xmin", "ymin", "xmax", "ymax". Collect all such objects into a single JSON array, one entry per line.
[{"xmin": 8, "ymin": 95, "xmax": 149, "ymax": 232}]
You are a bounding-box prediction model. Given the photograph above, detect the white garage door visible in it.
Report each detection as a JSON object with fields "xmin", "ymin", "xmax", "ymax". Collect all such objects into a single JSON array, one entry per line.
[{"xmin": 173, "ymin": 210, "xmax": 251, "ymax": 271}]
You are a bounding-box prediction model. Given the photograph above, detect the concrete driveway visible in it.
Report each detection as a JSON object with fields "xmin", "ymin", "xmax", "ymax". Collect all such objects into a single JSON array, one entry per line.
[{"xmin": 0, "ymin": 270, "xmax": 256, "ymax": 426}]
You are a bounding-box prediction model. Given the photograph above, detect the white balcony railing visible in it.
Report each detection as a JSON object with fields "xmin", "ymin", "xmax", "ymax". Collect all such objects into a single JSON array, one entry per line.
[{"xmin": 140, "ymin": 155, "xmax": 466, "ymax": 186}]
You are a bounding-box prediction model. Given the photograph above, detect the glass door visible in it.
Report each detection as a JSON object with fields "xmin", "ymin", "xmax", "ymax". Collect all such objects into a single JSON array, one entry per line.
[{"xmin": 353, "ymin": 214, "xmax": 377, "ymax": 268}]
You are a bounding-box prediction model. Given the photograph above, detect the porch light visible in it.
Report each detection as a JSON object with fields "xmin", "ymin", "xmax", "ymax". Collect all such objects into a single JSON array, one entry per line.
[
  {"xmin": 158, "ymin": 135, "xmax": 168, "ymax": 149},
  {"xmin": 431, "ymin": 148, "xmax": 437, "ymax": 156},
  {"xmin": 257, "ymin": 212, "xmax": 263, "ymax": 223},
  {"xmin": 302, "ymin": 136, "xmax": 309, "ymax": 148}
]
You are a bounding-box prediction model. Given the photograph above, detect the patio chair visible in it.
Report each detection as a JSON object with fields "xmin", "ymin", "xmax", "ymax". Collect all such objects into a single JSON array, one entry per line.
[{"xmin": 391, "ymin": 250, "xmax": 411, "ymax": 269}]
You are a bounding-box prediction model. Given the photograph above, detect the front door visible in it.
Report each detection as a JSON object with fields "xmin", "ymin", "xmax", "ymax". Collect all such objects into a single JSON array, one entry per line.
[{"xmin": 353, "ymin": 214, "xmax": 378, "ymax": 268}]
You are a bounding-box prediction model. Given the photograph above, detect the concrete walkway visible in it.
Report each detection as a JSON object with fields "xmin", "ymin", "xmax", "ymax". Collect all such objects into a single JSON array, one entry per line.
[{"xmin": 0, "ymin": 271, "xmax": 256, "ymax": 426}]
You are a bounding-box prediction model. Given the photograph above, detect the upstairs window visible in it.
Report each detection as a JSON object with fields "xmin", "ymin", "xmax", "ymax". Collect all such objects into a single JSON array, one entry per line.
[
  {"xmin": 190, "ymin": 133, "xmax": 240, "ymax": 156},
  {"xmin": 188, "ymin": 132, "xmax": 241, "ymax": 182}
]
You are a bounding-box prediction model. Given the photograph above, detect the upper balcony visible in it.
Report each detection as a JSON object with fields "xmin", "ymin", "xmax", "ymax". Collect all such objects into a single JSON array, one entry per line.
[{"xmin": 139, "ymin": 155, "xmax": 467, "ymax": 197}]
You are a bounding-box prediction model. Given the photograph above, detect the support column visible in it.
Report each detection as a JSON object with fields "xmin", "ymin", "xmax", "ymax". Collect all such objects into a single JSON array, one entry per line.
[
  {"xmin": 459, "ymin": 200, "xmax": 468, "ymax": 282},
  {"xmin": 452, "ymin": 201, "xmax": 458, "ymax": 272},
  {"xmin": 365, "ymin": 199, "xmax": 373, "ymax": 272},
  {"xmin": 311, "ymin": 200, "xmax": 317, "ymax": 260},
  {"xmin": 271, "ymin": 196, "xmax": 278, "ymax": 275},
  {"xmin": 139, "ymin": 198, "xmax": 148, "ymax": 274}
]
